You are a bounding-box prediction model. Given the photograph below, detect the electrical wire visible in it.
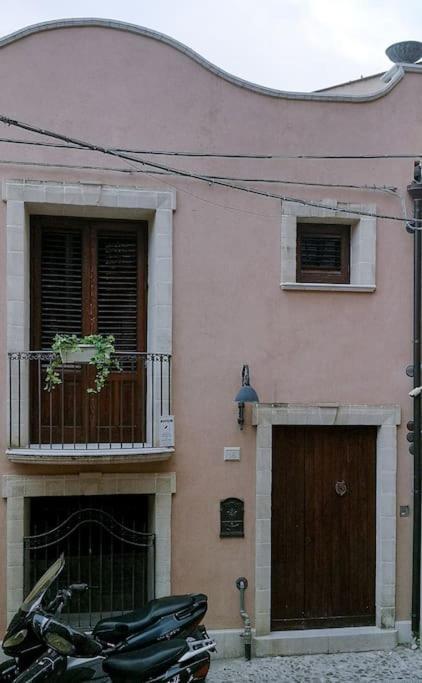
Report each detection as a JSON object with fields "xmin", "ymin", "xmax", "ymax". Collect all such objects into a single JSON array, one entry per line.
[
  {"xmin": 0, "ymin": 156, "xmax": 397, "ymax": 194},
  {"xmin": 0, "ymin": 113, "xmax": 413, "ymax": 222},
  {"xmin": 108, "ymin": 152, "xmax": 422, "ymax": 160},
  {"xmin": 0, "ymin": 134, "xmax": 419, "ymax": 162}
]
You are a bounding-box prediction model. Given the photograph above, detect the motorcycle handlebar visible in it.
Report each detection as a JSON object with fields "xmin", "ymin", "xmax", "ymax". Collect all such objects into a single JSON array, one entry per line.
[
  {"xmin": 45, "ymin": 583, "xmax": 89, "ymax": 613},
  {"xmin": 68, "ymin": 583, "xmax": 89, "ymax": 593}
]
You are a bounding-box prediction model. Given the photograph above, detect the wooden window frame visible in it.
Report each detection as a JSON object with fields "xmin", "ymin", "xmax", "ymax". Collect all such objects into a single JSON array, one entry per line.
[
  {"xmin": 296, "ymin": 223, "xmax": 350, "ymax": 284},
  {"xmin": 29, "ymin": 216, "xmax": 149, "ymax": 445},
  {"xmin": 30, "ymin": 215, "xmax": 148, "ymax": 352}
]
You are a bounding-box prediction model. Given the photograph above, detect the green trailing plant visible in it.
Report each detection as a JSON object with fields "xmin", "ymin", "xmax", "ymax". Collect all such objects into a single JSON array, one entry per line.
[{"xmin": 44, "ymin": 334, "xmax": 120, "ymax": 393}]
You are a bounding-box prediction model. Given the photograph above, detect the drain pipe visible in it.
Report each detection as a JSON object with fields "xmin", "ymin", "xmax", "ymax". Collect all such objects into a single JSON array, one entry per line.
[
  {"xmin": 235, "ymin": 577, "xmax": 251, "ymax": 660},
  {"xmin": 409, "ymin": 177, "xmax": 422, "ymax": 641}
]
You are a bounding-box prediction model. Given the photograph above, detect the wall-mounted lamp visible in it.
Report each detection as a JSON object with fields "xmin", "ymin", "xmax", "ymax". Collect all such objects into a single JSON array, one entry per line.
[{"xmin": 234, "ymin": 365, "xmax": 259, "ymax": 430}]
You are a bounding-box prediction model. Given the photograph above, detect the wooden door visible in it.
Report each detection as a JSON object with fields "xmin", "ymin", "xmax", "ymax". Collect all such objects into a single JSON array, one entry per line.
[
  {"xmin": 30, "ymin": 216, "xmax": 147, "ymax": 446},
  {"xmin": 271, "ymin": 426, "xmax": 376, "ymax": 630}
]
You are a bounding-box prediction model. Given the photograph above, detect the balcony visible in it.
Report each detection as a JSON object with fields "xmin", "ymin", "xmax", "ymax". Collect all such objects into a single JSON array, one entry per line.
[{"xmin": 7, "ymin": 351, "xmax": 173, "ymax": 464}]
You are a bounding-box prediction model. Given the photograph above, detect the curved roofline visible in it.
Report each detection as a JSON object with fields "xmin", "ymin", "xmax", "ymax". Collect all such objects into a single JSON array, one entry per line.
[{"xmin": 0, "ymin": 17, "xmax": 409, "ymax": 103}]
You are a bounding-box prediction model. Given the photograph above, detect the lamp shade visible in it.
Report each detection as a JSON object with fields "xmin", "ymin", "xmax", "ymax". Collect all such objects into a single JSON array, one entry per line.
[{"xmin": 234, "ymin": 385, "xmax": 259, "ymax": 403}]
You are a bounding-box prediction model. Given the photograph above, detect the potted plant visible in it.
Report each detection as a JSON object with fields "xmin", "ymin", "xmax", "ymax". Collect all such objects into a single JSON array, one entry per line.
[{"xmin": 44, "ymin": 334, "xmax": 120, "ymax": 393}]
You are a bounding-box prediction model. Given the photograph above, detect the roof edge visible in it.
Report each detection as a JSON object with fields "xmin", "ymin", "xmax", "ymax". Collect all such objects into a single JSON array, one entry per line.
[{"xmin": 0, "ymin": 18, "xmax": 410, "ymax": 102}]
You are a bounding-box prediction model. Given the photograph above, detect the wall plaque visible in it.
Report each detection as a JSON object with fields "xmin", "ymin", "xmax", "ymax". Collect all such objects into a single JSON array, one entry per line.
[{"xmin": 220, "ymin": 497, "xmax": 244, "ymax": 538}]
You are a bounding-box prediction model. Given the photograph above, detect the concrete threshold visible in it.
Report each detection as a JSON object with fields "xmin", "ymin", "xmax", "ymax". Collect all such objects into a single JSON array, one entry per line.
[{"xmin": 254, "ymin": 626, "xmax": 398, "ymax": 657}]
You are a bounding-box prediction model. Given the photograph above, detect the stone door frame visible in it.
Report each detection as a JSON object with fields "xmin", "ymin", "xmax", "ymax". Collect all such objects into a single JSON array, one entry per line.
[{"xmin": 253, "ymin": 403, "xmax": 400, "ymax": 636}]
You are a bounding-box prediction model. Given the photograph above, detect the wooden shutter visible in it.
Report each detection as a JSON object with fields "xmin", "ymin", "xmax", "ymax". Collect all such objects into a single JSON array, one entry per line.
[
  {"xmin": 30, "ymin": 216, "xmax": 148, "ymax": 446},
  {"xmin": 97, "ymin": 231, "xmax": 139, "ymax": 351},
  {"xmin": 296, "ymin": 223, "xmax": 350, "ymax": 284},
  {"xmin": 32, "ymin": 218, "xmax": 147, "ymax": 351},
  {"xmin": 32, "ymin": 220, "xmax": 83, "ymax": 349}
]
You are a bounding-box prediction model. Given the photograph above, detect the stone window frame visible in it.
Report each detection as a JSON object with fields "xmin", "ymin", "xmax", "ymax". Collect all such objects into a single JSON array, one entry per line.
[
  {"xmin": 253, "ymin": 403, "xmax": 400, "ymax": 637},
  {"xmin": 2, "ymin": 471, "xmax": 175, "ymax": 625},
  {"xmin": 3, "ymin": 179, "xmax": 175, "ymax": 456},
  {"xmin": 281, "ymin": 200, "xmax": 376, "ymax": 292}
]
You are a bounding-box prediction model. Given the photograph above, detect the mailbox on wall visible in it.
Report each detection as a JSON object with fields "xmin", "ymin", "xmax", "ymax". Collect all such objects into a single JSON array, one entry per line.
[{"xmin": 220, "ymin": 497, "xmax": 244, "ymax": 538}]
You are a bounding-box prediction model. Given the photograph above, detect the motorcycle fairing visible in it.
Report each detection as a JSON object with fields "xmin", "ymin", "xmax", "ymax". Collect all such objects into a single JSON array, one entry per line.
[{"xmin": 21, "ymin": 556, "xmax": 65, "ymax": 614}]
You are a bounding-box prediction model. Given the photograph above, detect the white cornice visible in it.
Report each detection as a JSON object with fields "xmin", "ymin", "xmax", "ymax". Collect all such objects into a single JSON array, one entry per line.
[{"xmin": 0, "ymin": 18, "xmax": 411, "ymax": 103}]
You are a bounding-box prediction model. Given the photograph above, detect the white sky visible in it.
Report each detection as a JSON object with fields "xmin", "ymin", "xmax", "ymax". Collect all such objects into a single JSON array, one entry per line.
[{"xmin": 0, "ymin": 0, "xmax": 421, "ymax": 91}]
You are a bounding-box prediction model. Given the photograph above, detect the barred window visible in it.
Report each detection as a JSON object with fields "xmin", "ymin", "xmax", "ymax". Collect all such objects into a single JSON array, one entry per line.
[{"xmin": 296, "ymin": 224, "xmax": 350, "ymax": 284}]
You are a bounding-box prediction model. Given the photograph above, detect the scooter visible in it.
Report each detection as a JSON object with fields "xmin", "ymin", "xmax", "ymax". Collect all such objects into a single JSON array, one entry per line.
[
  {"xmin": 11, "ymin": 615, "xmax": 214, "ymax": 682},
  {"xmin": 0, "ymin": 556, "xmax": 214, "ymax": 681}
]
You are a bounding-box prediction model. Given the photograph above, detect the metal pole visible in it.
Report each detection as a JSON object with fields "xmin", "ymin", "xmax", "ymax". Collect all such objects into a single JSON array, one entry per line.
[
  {"xmin": 408, "ymin": 185, "xmax": 422, "ymax": 639},
  {"xmin": 235, "ymin": 577, "xmax": 251, "ymax": 660}
]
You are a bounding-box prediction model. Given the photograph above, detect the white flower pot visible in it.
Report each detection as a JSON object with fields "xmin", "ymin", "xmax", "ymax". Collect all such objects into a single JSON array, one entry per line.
[{"xmin": 59, "ymin": 344, "xmax": 96, "ymax": 364}]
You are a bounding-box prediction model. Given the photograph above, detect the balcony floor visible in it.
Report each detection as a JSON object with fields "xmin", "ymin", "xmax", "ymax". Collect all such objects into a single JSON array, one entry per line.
[{"xmin": 6, "ymin": 444, "xmax": 174, "ymax": 464}]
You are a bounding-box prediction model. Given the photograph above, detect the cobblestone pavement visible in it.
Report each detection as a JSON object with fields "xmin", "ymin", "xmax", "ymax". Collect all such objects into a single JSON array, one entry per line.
[{"xmin": 207, "ymin": 647, "xmax": 422, "ymax": 682}]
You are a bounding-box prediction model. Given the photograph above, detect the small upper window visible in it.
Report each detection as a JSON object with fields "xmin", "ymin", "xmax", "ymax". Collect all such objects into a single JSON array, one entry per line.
[{"xmin": 296, "ymin": 223, "xmax": 350, "ymax": 284}]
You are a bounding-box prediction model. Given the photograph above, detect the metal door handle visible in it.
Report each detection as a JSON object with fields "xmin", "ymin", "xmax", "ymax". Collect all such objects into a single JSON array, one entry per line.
[{"xmin": 335, "ymin": 480, "xmax": 347, "ymax": 496}]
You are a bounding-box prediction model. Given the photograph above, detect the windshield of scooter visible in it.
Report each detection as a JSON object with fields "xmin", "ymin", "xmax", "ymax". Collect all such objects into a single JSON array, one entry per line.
[{"xmin": 21, "ymin": 555, "xmax": 65, "ymax": 613}]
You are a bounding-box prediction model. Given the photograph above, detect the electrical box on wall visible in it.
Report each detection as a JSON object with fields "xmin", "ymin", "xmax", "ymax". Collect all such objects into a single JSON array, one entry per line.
[
  {"xmin": 159, "ymin": 416, "xmax": 174, "ymax": 447},
  {"xmin": 224, "ymin": 447, "xmax": 240, "ymax": 461}
]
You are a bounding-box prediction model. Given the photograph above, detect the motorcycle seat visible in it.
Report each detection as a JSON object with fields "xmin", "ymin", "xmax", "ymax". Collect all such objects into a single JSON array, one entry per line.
[
  {"xmin": 103, "ymin": 638, "xmax": 188, "ymax": 680},
  {"xmin": 93, "ymin": 594, "xmax": 207, "ymax": 642}
]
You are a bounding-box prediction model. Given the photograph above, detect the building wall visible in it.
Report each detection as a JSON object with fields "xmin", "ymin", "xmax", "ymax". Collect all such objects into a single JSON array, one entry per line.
[
  {"xmin": 316, "ymin": 72, "xmax": 386, "ymax": 95},
  {"xmin": 0, "ymin": 21, "xmax": 418, "ymax": 637}
]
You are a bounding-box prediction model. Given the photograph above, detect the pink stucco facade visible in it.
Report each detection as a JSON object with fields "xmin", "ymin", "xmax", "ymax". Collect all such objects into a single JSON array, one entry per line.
[{"xmin": 0, "ymin": 19, "xmax": 419, "ymax": 655}]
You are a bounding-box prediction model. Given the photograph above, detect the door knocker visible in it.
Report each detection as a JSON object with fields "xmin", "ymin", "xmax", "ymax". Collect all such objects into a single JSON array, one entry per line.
[{"xmin": 335, "ymin": 480, "xmax": 347, "ymax": 497}]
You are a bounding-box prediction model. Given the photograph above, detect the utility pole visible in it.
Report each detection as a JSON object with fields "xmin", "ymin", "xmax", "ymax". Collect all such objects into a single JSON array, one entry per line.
[{"xmin": 408, "ymin": 171, "xmax": 422, "ymax": 639}]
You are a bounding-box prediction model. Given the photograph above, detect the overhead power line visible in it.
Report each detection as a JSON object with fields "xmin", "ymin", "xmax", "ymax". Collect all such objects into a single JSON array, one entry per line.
[
  {"xmin": 0, "ymin": 156, "xmax": 397, "ymax": 193},
  {"xmin": 0, "ymin": 113, "xmax": 411, "ymax": 222},
  {"xmin": 0, "ymin": 135, "xmax": 419, "ymax": 161}
]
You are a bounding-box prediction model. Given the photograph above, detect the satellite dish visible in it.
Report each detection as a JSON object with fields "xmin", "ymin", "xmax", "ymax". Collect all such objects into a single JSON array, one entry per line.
[{"xmin": 386, "ymin": 41, "xmax": 422, "ymax": 64}]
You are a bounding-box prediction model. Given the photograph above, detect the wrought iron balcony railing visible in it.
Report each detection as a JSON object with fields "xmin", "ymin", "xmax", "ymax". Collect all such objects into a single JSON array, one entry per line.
[{"xmin": 8, "ymin": 351, "xmax": 172, "ymax": 453}]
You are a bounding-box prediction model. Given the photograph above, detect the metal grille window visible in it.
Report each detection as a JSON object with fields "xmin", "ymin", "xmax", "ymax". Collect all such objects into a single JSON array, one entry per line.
[
  {"xmin": 297, "ymin": 224, "xmax": 350, "ymax": 284},
  {"xmin": 24, "ymin": 495, "xmax": 154, "ymax": 628}
]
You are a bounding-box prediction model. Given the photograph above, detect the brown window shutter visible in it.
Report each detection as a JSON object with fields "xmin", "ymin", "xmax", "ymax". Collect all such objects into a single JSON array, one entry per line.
[
  {"xmin": 297, "ymin": 223, "xmax": 350, "ymax": 284},
  {"xmin": 97, "ymin": 231, "xmax": 139, "ymax": 351},
  {"xmin": 36, "ymin": 225, "xmax": 83, "ymax": 349}
]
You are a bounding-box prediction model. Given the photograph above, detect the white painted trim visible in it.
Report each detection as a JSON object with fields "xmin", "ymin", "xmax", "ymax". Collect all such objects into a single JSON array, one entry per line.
[
  {"xmin": 281, "ymin": 283, "xmax": 376, "ymax": 292},
  {"xmin": 3, "ymin": 179, "xmax": 175, "ymax": 450},
  {"xmin": 280, "ymin": 200, "xmax": 376, "ymax": 291},
  {"xmin": 2, "ymin": 472, "xmax": 176, "ymax": 625},
  {"xmin": 253, "ymin": 403, "xmax": 400, "ymax": 637}
]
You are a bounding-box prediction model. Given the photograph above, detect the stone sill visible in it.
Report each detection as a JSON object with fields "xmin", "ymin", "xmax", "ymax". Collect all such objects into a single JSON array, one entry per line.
[
  {"xmin": 254, "ymin": 626, "xmax": 397, "ymax": 656},
  {"xmin": 281, "ymin": 282, "xmax": 376, "ymax": 292},
  {"xmin": 6, "ymin": 447, "xmax": 174, "ymax": 465}
]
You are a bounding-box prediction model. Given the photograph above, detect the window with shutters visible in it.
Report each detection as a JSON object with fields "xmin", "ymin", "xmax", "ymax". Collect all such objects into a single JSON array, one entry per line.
[
  {"xmin": 296, "ymin": 223, "xmax": 350, "ymax": 284},
  {"xmin": 280, "ymin": 201, "xmax": 376, "ymax": 292},
  {"xmin": 29, "ymin": 216, "xmax": 148, "ymax": 445},
  {"xmin": 31, "ymin": 216, "xmax": 147, "ymax": 351}
]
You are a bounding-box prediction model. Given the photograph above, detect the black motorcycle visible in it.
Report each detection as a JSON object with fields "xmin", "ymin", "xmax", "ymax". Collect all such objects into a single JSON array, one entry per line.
[{"xmin": 0, "ymin": 556, "xmax": 215, "ymax": 682}]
